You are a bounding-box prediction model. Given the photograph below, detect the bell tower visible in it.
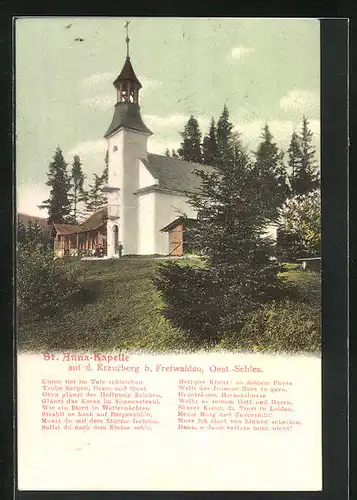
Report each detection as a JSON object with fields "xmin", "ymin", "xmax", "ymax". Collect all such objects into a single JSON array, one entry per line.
[{"xmin": 104, "ymin": 21, "xmax": 152, "ymax": 258}]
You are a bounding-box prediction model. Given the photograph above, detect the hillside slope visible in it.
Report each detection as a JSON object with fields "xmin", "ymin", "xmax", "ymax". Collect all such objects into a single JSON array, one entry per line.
[{"xmin": 17, "ymin": 259, "xmax": 320, "ymax": 354}]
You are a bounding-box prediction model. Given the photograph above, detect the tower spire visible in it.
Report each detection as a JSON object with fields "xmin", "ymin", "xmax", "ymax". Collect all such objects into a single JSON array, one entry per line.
[{"xmin": 125, "ymin": 20, "xmax": 130, "ymax": 58}]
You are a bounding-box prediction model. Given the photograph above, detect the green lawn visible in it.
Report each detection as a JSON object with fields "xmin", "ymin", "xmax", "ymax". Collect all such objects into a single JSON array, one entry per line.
[{"xmin": 17, "ymin": 258, "xmax": 321, "ymax": 353}]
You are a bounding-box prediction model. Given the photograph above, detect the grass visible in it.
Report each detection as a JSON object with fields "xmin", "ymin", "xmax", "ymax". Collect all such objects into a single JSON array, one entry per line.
[{"xmin": 17, "ymin": 258, "xmax": 321, "ymax": 354}]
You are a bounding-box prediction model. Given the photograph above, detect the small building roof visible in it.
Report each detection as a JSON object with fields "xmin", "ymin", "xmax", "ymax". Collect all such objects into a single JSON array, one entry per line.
[
  {"xmin": 53, "ymin": 207, "xmax": 108, "ymax": 235},
  {"xmin": 142, "ymin": 154, "xmax": 213, "ymax": 195},
  {"xmin": 160, "ymin": 216, "xmax": 197, "ymax": 232}
]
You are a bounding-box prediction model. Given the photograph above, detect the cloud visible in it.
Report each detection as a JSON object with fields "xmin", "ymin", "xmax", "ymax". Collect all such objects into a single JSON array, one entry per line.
[
  {"xmin": 147, "ymin": 138, "xmax": 181, "ymax": 155},
  {"xmin": 280, "ymin": 89, "xmax": 319, "ymax": 112},
  {"xmin": 144, "ymin": 114, "xmax": 210, "ymax": 135},
  {"xmin": 81, "ymin": 72, "xmax": 115, "ymax": 91},
  {"xmin": 81, "ymin": 93, "xmax": 113, "ymax": 111},
  {"xmin": 68, "ymin": 138, "xmax": 107, "ymax": 157},
  {"xmin": 17, "ymin": 183, "xmax": 49, "ymax": 218},
  {"xmin": 229, "ymin": 46, "xmax": 254, "ymax": 60}
]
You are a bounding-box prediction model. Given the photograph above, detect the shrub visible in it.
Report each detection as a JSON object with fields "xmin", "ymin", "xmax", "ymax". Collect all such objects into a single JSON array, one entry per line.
[
  {"xmin": 218, "ymin": 299, "xmax": 321, "ymax": 354},
  {"xmin": 153, "ymin": 262, "xmax": 223, "ymax": 344},
  {"xmin": 17, "ymin": 244, "xmax": 84, "ymax": 318}
]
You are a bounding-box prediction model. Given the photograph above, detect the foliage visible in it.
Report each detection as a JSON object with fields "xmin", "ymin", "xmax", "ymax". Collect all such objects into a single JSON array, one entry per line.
[
  {"xmin": 17, "ymin": 258, "xmax": 320, "ymax": 354},
  {"xmin": 17, "ymin": 219, "xmax": 53, "ymax": 250},
  {"xmin": 177, "ymin": 115, "xmax": 203, "ymax": 163},
  {"xmin": 85, "ymin": 152, "xmax": 108, "ymax": 213},
  {"xmin": 202, "ymin": 118, "xmax": 218, "ymax": 165},
  {"xmin": 216, "ymin": 104, "xmax": 235, "ymax": 156},
  {"xmin": 39, "ymin": 147, "xmax": 72, "ymax": 224},
  {"xmin": 17, "ymin": 244, "xmax": 84, "ymax": 318},
  {"xmin": 70, "ymin": 155, "xmax": 87, "ymax": 222},
  {"xmin": 154, "ymin": 108, "xmax": 286, "ymax": 343},
  {"xmin": 289, "ymin": 116, "xmax": 320, "ymax": 196},
  {"xmin": 218, "ymin": 299, "xmax": 320, "ymax": 354},
  {"xmin": 252, "ymin": 125, "xmax": 290, "ymax": 220},
  {"xmin": 277, "ymin": 191, "xmax": 321, "ymax": 260}
]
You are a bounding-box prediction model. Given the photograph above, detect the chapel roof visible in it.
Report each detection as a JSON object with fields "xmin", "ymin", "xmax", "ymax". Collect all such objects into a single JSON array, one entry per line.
[
  {"xmin": 113, "ymin": 57, "xmax": 142, "ymax": 89},
  {"xmin": 104, "ymin": 102, "xmax": 152, "ymax": 138},
  {"xmin": 142, "ymin": 154, "xmax": 213, "ymax": 194},
  {"xmin": 53, "ymin": 207, "xmax": 107, "ymax": 235}
]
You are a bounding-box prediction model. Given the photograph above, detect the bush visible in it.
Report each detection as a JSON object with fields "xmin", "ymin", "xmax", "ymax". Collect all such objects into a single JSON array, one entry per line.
[
  {"xmin": 153, "ymin": 260, "xmax": 286, "ymax": 346},
  {"xmin": 153, "ymin": 262, "xmax": 223, "ymax": 344},
  {"xmin": 17, "ymin": 244, "xmax": 84, "ymax": 319},
  {"xmin": 218, "ymin": 299, "xmax": 320, "ymax": 354}
]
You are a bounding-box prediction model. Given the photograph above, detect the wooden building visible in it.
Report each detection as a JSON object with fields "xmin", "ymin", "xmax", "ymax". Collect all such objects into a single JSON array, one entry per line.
[
  {"xmin": 53, "ymin": 207, "xmax": 109, "ymax": 258},
  {"xmin": 160, "ymin": 217, "xmax": 196, "ymax": 257}
]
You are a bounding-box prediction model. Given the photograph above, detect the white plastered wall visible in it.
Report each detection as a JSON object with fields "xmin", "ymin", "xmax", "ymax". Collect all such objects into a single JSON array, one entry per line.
[
  {"xmin": 138, "ymin": 192, "xmax": 156, "ymax": 255},
  {"xmin": 106, "ymin": 128, "xmax": 149, "ymax": 255}
]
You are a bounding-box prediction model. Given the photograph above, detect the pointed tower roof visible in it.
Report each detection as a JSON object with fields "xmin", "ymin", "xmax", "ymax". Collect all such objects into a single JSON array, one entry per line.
[{"xmin": 113, "ymin": 57, "xmax": 142, "ymax": 89}]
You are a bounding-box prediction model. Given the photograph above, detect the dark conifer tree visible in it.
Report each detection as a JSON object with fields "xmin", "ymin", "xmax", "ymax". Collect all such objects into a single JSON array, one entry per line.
[
  {"xmin": 154, "ymin": 123, "xmax": 283, "ymax": 343},
  {"xmin": 177, "ymin": 115, "xmax": 203, "ymax": 163},
  {"xmin": 287, "ymin": 130, "xmax": 302, "ymax": 193},
  {"xmin": 216, "ymin": 105, "xmax": 234, "ymax": 158},
  {"xmin": 202, "ymin": 118, "xmax": 218, "ymax": 166},
  {"xmin": 70, "ymin": 155, "xmax": 86, "ymax": 223},
  {"xmin": 85, "ymin": 151, "xmax": 108, "ymax": 213},
  {"xmin": 39, "ymin": 147, "xmax": 72, "ymax": 224},
  {"xmin": 252, "ymin": 124, "xmax": 290, "ymax": 220},
  {"xmin": 290, "ymin": 117, "xmax": 319, "ymax": 196}
]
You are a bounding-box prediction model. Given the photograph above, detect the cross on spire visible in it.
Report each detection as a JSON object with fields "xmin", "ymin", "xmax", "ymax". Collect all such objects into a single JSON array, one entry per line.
[{"xmin": 125, "ymin": 21, "xmax": 130, "ymax": 58}]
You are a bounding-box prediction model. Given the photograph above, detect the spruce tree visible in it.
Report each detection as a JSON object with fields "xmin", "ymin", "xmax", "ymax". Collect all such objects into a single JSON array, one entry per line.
[
  {"xmin": 70, "ymin": 155, "xmax": 86, "ymax": 223},
  {"xmin": 154, "ymin": 128, "xmax": 283, "ymax": 343},
  {"xmin": 164, "ymin": 148, "xmax": 170, "ymax": 157},
  {"xmin": 290, "ymin": 117, "xmax": 319, "ymax": 196},
  {"xmin": 252, "ymin": 124, "xmax": 290, "ymax": 221},
  {"xmin": 287, "ymin": 130, "xmax": 302, "ymax": 193},
  {"xmin": 216, "ymin": 104, "xmax": 234, "ymax": 157},
  {"xmin": 85, "ymin": 152, "xmax": 108, "ymax": 213},
  {"xmin": 202, "ymin": 118, "xmax": 218, "ymax": 166},
  {"xmin": 177, "ymin": 115, "xmax": 203, "ymax": 163},
  {"xmin": 39, "ymin": 147, "xmax": 72, "ymax": 224}
]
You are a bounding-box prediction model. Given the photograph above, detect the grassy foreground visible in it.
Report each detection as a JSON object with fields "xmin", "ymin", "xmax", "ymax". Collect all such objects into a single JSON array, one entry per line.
[{"xmin": 17, "ymin": 258, "xmax": 321, "ymax": 354}]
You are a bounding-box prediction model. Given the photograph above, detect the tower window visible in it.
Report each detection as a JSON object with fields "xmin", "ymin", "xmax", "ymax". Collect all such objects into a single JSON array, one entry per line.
[{"xmin": 113, "ymin": 146, "xmax": 118, "ymax": 152}]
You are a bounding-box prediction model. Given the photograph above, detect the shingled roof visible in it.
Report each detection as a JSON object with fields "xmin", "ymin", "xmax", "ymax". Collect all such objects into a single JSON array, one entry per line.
[
  {"xmin": 53, "ymin": 207, "xmax": 107, "ymax": 235},
  {"xmin": 141, "ymin": 154, "xmax": 213, "ymax": 194},
  {"xmin": 104, "ymin": 102, "xmax": 152, "ymax": 138},
  {"xmin": 113, "ymin": 57, "xmax": 142, "ymax": 89}
]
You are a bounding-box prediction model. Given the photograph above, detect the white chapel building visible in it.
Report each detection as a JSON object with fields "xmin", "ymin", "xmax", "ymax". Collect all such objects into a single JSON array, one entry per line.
[{"xmin": 53, "ymin": 48, "xmax": 277, "ymax": 259}]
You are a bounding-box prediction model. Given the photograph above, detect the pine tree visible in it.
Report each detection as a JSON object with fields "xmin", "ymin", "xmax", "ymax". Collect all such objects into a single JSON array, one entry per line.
[
  {"xmin": 171, "ymin": 149, "xmax": 178, "ymax": 158},
  {"xmin": 216, "ymin": 104, "xmax": 234, "ymax": 158},
  {"xmin": 102, "ymin": 150, "xmax": 109, "ymax": 184},
  {"xmin": 154, "ymin": 129, "xmax": 283, "ymax": 343},
  {"xmin": 202, "ymin": 118, "xmax": 218, "ymax": 166},
  {"xmin": 85, "ymin": 152, "xmax": 108, "ymax": 213},
  {"xmin": 252, "ymin": 124, "xmax": 290, "ymax": 221},
  {"xmin": 164, "ymin": 148, "xmax": 170, "ymax": 157},
  {"xmin": 39, "ymin": 147, "xmax": 72, "ymax": 224},
  {"xmin": 177, "ymin": 115, "xmax": 203, "ymax": 163},
  {"xmin": 70, "ymin": 155, "xmax": 86, "ymax": 223},
  {"xmin": 290, "ymin": 117, "xmax": 319, "ymax": 196},
  {"xmin": 287, "ymin": 130, "xmax": 302, "ymax": 193}
]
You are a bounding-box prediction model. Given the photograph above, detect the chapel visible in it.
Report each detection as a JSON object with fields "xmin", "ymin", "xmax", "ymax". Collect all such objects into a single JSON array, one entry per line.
[
  {"xmin": 53, "ymin": 33, "xmax": 212, "ymax": 259},
  {"xmin": 53, "ymin": 30, "xmax": 277, "ymax": 259}
]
